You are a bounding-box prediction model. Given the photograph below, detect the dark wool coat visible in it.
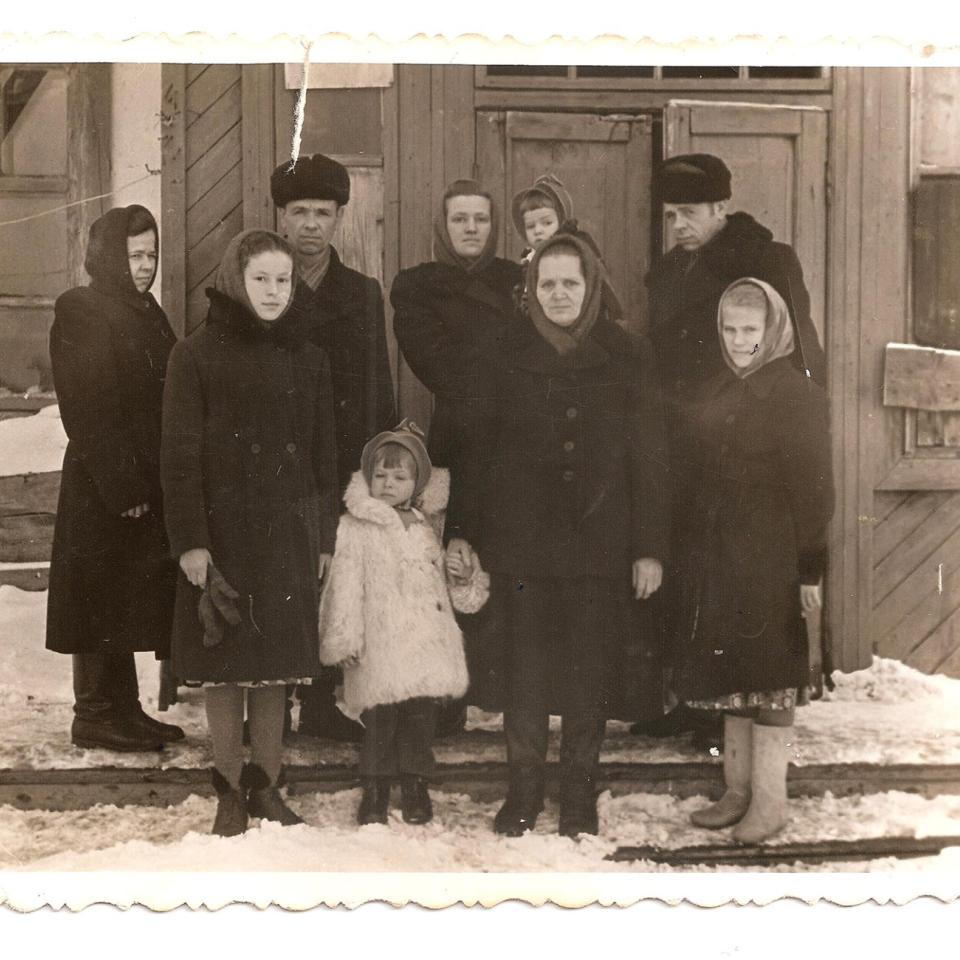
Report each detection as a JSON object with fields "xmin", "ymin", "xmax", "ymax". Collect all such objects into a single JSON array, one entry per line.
[
  {"xmin": 161, "ymin": 289, "xmax": 339, "ymax": 684},
  {"xmin": 294, "ymin": 248, "xmax": 396, "ymax": 494},
  {"xmin": 447, "ymin": 318, "xmax": 671, "ymax": 719},
  {"xmin": 47, "ymin": 207, "xmax": 177, "ymax": 656},
  {"xmin": 674, "ymin": 359, "xmax": 835, "ymax": 702},
  {"xmin": 646, "ymin": 212, "xmax": 827, "ymax": 408},
  {"xmin": 390, "ymin": 258, "xmax": 522, "ymax": 485}
]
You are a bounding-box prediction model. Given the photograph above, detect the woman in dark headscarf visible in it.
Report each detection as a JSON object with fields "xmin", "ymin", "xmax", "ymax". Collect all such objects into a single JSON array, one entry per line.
[
  {"xmin": 47, "ymin": 204, "xmax": 183, "ymax": 752},
  {"xmin": 391, "ymin": 179, "xmax": 521, "ymax": 735},
  {"xmin": 446, "ymin": 232, "xmax": 670, "ymax": 838}
]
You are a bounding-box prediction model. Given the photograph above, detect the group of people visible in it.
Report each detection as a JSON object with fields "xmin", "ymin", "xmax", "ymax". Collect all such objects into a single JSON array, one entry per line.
[{"xmin": 44, "ymin": 147, "xmax": 834, "ymax": 846}]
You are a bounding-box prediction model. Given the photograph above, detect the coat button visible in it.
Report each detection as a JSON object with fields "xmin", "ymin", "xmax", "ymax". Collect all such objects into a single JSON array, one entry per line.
[
  {"xmin": 566, "ymin": 407, "xmax": 578, "ymax": 419},
  {"xmin": 250, "ymin": 443, "xmax": 261, "ymax": 454},
  {"xmin": 286, "ymin": 442, "xmax": 297, "ymax": 454},
  {"xmin": 563, "ymin": 440, "xmax": 575, "ymax": 452},
  {"xmin": 562, "ymin": 469, "xmax": 574, "ymax": 482}
]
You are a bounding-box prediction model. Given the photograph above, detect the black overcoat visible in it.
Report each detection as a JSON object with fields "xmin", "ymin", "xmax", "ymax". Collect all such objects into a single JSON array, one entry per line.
[
  {"xmin": 448, "ymin": 318, "xmax": 671, "ymax": 718},
  {"xmin": 294, "ymin": 248, "xmax": 396, "ymax": 494},
  {"xmin": 161, "ymin": 290, "xmax": 339, "ymax": 684},
  {"xmin": 646, "ymin": 212, "xmax": 827, "ymax": 408},
  {"xmin": 46, "ymin": 207, "xmax": 177, "ymax": 656},
  {"xmin": 390, "ymin": 258, "xmax": 522, "ymax": 485},
  {"xmin": 674, "ymin": 359, "xmax": 835, "ymax": 702}
]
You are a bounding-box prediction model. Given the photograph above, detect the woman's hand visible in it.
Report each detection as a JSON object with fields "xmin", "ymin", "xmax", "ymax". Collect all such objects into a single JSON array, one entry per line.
[
  {"xmin": 318, "ymin": 553, "xmax": 332, "ymax": 581},
  {"xmin": 801, "ymin": 583, "xmax": 822, "ymax": 615},
  {"xmin": 446, "ymin": 539, "xmax": 475, "ymax": 583},
  {"xmin": 179, "ymin": 548, "xmax": 212, "ymax": 588},
  {"xmin": 121, "ymin": 502, "xmax": 151, "ymax": 519},
  {"xmin": 632, "ymin": 558, "xmax": 663, "ymax": 600}
]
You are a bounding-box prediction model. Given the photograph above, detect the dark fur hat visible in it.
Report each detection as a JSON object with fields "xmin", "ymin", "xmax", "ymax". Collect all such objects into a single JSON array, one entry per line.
[
  {"xmin": 660, "ymin": 153, "xmax": 732, "ymax": 204},
  {"xmin": 270, "ymin": 153, "xmax": 350, "ymax": 207}
]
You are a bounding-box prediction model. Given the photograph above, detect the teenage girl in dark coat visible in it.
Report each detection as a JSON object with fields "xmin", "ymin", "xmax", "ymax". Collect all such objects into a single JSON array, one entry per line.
[
  {"xmin": 47, "ymin": 204, "xmax": 182, "ymax": 753},
  {"xmin": 676, "ymin": 278, "xmax": 834, "ymax": 844},
  {"xmin": 162, "ymin": 229, "xmax": 338, "ymax": 836}
]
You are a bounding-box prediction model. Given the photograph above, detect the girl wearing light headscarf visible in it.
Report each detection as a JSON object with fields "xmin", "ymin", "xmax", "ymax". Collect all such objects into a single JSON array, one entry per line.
[
  {"xmin": 162, "ymin": 229, "xmax": 339, "ymax": 837},
  {"xmin": 675, "ymin": 277, "xmax": 834, "ymax": 843}
]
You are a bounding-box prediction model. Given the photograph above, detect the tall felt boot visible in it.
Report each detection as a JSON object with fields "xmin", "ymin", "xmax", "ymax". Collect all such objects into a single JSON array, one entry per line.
[
  {"xmin": 211, "ymin": 768, "xmax": 248, "ymax": 837},
  {"xmin": 690, "ymin": 715, "xmax": 752, "ymax": 829},
  {"xmin": 732, "ymin": 723, "xmax": 791, "ymax": 844},
  {"xmin": 243, "ymin": 763, "xmax": 304, "ymax": 826}
]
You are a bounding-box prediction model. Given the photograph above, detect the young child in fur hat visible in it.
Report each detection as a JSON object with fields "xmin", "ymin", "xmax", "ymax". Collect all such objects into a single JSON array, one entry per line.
[{"xmin": 318, "ymin": 420, "xmax": 489, "ymax": 826}]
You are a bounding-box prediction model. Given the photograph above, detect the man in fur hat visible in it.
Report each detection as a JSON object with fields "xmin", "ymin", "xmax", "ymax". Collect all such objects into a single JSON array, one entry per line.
[
  {"xmin": 271, "ymin": 153, "xmax": 397, "ymax": 741},
  {"xmin": 635, "ymin": 152, "xmax": 827, "ymax": 743}
]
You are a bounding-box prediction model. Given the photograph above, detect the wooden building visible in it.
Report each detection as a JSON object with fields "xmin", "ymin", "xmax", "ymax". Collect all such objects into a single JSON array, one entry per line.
[{"xmin": 5, "ymin": 62, "xmax": 960, "ymax": 679}]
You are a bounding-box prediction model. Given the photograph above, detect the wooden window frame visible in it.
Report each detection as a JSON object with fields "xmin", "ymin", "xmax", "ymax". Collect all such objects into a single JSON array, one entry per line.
[
  {"xmin": 880, "ymin": 70, "xmax": 960, "ymax": 491},
  {"xmin": 475, "ymin": 65, "xmax": 833, "ymax": 93}
]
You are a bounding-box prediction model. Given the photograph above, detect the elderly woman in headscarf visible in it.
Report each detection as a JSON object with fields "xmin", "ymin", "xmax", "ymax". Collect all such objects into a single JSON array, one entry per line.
[
  {"xmin": 446, "ymin": 231, "xmax": 670, "ymax": 839},
  {"xmin": 675, "ymin": 278, "xmax": 834, "ymax": 844},
  {"xmin": 47, "ymin": 204, "xmax": 183, "ymax": 753},
  {"xmin": 391, "ymin": 179, "xmax": 522, "ymax": 735},
  {"xmin": 161, "ymin": 229, "xmax": 338, "ymax": 836}
]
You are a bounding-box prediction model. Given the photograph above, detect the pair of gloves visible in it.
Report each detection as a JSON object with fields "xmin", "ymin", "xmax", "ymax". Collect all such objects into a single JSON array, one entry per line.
[{"xmin": 198, "ymin": 562, "xmax": 242, "ymax": 648}]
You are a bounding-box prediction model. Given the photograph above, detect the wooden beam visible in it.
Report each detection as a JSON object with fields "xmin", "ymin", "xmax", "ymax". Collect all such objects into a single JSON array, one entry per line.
[
  {"xmin": 240, "ymin": 64, "xmax": 276, "ymax": 232},
  {"xmin": 65, "ymin": 63, "xmax": 111, "ymax": 290},
  {"xmin": 161, "ymin": 64, "xmax": 187, "ymax": 338},
  {"xmin": 0, "ymin": 472, "xmax": 60, "ymax": 517}
]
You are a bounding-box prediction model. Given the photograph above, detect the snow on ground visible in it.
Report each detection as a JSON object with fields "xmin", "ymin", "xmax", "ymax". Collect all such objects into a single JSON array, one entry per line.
[
  {"xmin": 0, "ymin": 403, "xmax": 66, "ymax": 476},
  {"xmin": 4, "ymin": 586, "xmax": 960, "ymax": 770},
  {"xmin": 3, "ymin": 788, "xmax": 960, "ymax": 874}
]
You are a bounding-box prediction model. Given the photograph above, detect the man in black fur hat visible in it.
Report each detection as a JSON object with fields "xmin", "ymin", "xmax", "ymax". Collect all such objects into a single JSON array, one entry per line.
[
  {"xmin": 634, "ymin": 153, "xmax": 826, "ymax": 743},
  {"xmin": 271, "ymin": 153, "xmax": 396, "ymax": 741}
]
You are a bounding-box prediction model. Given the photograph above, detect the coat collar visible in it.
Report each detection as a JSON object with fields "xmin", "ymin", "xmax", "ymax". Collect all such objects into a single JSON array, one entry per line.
[
  {"xmin": 343, "ymin": 468, "xmax": 450, "ymax": 527},
  {"xmin": 510, "ymin": 315, "xmax": 635, "ymax": 375},
  {"xmin": 205, "ymin": 287, "xmax": 308, "ymax": 347}
]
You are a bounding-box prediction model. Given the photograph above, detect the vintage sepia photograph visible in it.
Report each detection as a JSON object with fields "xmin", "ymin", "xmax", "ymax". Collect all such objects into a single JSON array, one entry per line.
[{"xmin": 2, "ymin": 48, "xmax": 960, "ymax": 907}]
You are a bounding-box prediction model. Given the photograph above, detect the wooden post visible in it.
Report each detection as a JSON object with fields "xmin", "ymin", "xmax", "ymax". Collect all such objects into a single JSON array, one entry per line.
[
  {"xmin": 241, "ymin": 64, "xmax": 276, "ymax": 232},
  {"xmin": 160, "ymin": 64, "xmax": 187, "ymax": 339},
  {"xmin": 65, "ymin": 63, "xmax": 111, "ymax": 290}
]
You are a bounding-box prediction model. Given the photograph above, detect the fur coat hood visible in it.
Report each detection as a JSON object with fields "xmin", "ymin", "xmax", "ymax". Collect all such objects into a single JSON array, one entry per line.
[{"xmin": 318, "ymin": 468, "xmax": 488, "ymax": 714}]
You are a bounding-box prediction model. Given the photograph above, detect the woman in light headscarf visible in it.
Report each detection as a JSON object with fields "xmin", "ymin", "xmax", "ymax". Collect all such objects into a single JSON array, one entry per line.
[
  {"xmin": 675, "ymin": 277, "xmax": 835, "ymax": 843},
  {"xmin": 391, "ymin": 179, "xmax": 522, "ymax": 736},
  {"xmin": 446, "ymin": 231, "xmax": 670, "ymax": 838}
]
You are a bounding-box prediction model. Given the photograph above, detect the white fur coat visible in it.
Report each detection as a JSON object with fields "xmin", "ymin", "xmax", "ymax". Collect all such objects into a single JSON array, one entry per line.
[{"xmin": 318, "ymin": 468, "xmax": 488, "ymax": 714}]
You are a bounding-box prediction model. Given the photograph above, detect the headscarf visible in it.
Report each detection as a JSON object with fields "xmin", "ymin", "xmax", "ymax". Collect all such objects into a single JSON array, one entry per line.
[
  {"xmin": 360, "ymin": 419, "xmax": 432, "ymax": 502},
  {"xmin": 510, "ymin": 173, "xmax": 575, "ymax": 239},
  {"xmin": 213, "ymin": 229, "xmax": 297, "ymax": 327},
  {"xmin": 84, "ymin": 204, "xmax": 158, "ymax": 298},
  {"xmin": 526, "ymin": 232, "xmax": 604, "ymax": 355},
  {"xmin": 432, "ymin": 178, "xmax": 499, "ymax": 275},
  {"xmin": 717, "ymin": 277, "xmax": 795, "ymax": 379}
]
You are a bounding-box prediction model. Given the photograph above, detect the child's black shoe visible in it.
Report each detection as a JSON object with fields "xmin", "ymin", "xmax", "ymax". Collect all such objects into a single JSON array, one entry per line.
[
  {"xmin": 358, "ymin": 777, "xmax": 391, "ymax": 825},
  {"xmin": 242, "ymin": 763, "xmax": 304, "ymax": 826},
  {"xmin": 399, "ymin": 775, "xmax": 433, "ymax": 825},
  {"xmin": 211, "ymin": 768, "xmax": 248, "ymax": 838}
]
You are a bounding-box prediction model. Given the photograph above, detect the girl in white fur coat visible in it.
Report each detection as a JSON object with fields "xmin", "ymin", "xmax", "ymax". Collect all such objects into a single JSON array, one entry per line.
[{"xmin": 319, "ymin": 420, "xmax": 488, "ymax": 826}]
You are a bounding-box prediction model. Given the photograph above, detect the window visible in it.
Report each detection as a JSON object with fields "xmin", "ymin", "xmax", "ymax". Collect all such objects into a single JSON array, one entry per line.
[
  {"xmin": 0, "ymin": 67, "xmax": 68, "ymax": 177},
  {"xmin": 477, "ymin": 65, "xmax": 829, "ymax": 88}
]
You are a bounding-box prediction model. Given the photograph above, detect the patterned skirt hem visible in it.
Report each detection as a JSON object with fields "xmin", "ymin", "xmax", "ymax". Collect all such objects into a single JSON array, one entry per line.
[
  {"xmin": 183, "ymin": 677, "xmax": 313, "ymax": 689},
  {"xmin": 686, "ymin": 687, "xmax": 799, "ymax": 712}
]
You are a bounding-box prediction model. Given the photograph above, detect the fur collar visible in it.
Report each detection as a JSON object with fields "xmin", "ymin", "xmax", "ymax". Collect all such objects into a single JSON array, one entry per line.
[{"xmin": 343, "ymin": 468, "xmax": 450, "ymax": 526}]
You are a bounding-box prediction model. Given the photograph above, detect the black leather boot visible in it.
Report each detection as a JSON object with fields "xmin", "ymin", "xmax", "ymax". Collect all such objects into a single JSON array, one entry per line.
[
  {"xmin": 399, "ymin": 774, "xmax": 433, "ymax": 825},
  {"xmin": 558, "ymin": 785, "xmax": 599, "ymax": 839},
  {"xmin": 211, "ymin": 768, "xmax": 248, "ymax": 837},
  {"xmin": 357, "ymin": 777, "xmax": 392, "ymax": 825},
  {"xmin": 109, "ymin": 648, "xmax": 186, "ymax": 742},
  {"xmin": 243, "ymin": 763, "xmax": 304, "ymax": 826},
  {"xmin": 71, "ymin": 652, "xmax": 165, "ymax": 752},
  {"xmin": 493, "ymin": 781, "xmax": 544, "ymax": 837},
  {"xmin": 125, "ymin": 707, "xmax": 185, "ymax": 742}
]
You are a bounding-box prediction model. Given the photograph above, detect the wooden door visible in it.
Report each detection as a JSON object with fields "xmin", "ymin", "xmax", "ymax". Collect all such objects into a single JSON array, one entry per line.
[
  {"xmin": 664, "ymin": 101, "xmax": 828, "ymax": 345},
  {"xmin": 476, "ymin": 110, "xmax": 654, "ymax": 335}
]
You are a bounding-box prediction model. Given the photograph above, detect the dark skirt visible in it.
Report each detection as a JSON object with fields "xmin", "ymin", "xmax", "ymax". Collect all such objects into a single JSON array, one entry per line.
[{"xmin": 463, "ymin": 574, "xmax": 665, "ymax": 722}]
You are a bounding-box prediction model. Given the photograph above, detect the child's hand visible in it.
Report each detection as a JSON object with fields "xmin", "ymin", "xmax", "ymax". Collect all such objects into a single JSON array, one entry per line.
[
  {"xmin": 340, "ymin": 653, "xmax": 361, "ymax": 668},
  {"xmin": 632, "ymin": 558, "xmax": 663, "ymax": 600},
  {"xmin": 180, "ymin": 548, "xmax": 212, "ymax": 588},
  {"xmin": 800, "ymin": 583, "xmax": 822, "ymax": 615},
  {"xmin": 446, "ymin": 539, "xmax": 475, "ymax": 583},
  {"xmin": 318, "ymin": 553, "xmax": 332, "ymax": 581}
]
